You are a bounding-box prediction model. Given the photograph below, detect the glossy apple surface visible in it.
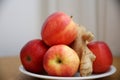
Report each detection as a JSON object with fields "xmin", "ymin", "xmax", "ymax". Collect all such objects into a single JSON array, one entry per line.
[
  {"xmin": 43, "ymin": 45, "xmax": 80, "ymax": 77},
  {"xmin": 20, "ymin": 39, "xmax": 48, "ymax": 74},
  {"xmin": 87, "ymin": 41, "xmax": 113, "ymax": 74},
  {"xmin": 41, "ymin": 12, "xmax": 77, "ymax": 46}
]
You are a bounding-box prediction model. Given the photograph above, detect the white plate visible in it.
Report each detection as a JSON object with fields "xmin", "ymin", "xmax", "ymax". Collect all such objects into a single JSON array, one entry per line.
[{"xmin": 19, "ymin": 65, "xmax": 116, "ymax": 80}]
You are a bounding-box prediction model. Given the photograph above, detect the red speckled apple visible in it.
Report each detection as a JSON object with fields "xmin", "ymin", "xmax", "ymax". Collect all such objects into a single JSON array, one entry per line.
[
  {"xmin": 41, "ymin": 12, "xmax": 77, "ymax": 46},
  {"xmin": 20, "ymin": 39, "xmax": 48, "ymax": 74},
  {"xmin": 43, "ymin": 45, "xmax": 80, "ymax": 77},
  {"xmin": 87, "ymin": 41, "xmax": 113, "ymax": 74}
]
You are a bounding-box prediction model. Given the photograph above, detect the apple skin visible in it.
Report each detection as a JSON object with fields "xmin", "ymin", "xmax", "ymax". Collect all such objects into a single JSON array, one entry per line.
[
  {"xmin": 43, "ymin": 45, "xmax": 80, "ymax": 77},
  {"xmin": 87, "ymin": 41, "xmax": 113, "ymax": 74},
  {"xmin": 20, "ymin": 39, "xmax": 48, "ymax": 74},
  {"xmin": 41, "ymin": 12, "xmax": 77, "ymax": 46}
]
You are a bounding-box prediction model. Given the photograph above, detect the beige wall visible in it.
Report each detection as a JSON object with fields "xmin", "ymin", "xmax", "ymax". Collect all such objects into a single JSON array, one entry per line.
[
  {"xmin": 96, "ymin": 0, "xmax": 120, "ymax": 56},
  {"xmin": 0, "ymin": 0, "xmax": 120, "ymax": 56}
]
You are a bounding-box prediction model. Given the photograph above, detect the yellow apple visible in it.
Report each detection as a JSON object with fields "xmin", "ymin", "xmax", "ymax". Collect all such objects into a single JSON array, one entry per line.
[{"xmin": 43, "ymin": 45, "xmax": 80, "ymax": 77}]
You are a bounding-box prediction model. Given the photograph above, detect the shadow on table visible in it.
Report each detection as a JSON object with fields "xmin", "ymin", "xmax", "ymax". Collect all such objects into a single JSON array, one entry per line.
[{"xmin": 16, "ymin": 73, "xmax": 49, "ymax": 80}]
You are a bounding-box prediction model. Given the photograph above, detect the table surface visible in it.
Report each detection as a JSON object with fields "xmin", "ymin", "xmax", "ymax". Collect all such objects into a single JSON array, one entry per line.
[{"xmin": 0, "ymin": 56, "xmax": 120, "ymax": 80}]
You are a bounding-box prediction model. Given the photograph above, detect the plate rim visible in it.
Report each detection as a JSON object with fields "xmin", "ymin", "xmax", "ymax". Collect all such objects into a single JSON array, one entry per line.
[{"xmin": 19, "ymin": 65, "xmax": 116, "ymax": 80}]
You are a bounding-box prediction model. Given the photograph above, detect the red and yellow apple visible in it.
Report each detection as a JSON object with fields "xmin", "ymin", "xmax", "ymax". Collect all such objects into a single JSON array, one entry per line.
[
  {"xmin": 20, "ymin": 39, "xmax": 48, "ymax": 74},
  {"xmin": 87, "ymin": 41, "xmax": 113, "ymax": 74},
  {"xmin": 43, "ymin": 45, "xmax": 80, "ymax": 77},
  {"xmin": 41, "ymin": 12, "xmax": 77, "ymax": 46}
]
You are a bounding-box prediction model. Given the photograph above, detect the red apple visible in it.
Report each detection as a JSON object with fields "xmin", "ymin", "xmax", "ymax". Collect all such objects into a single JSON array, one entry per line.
[
  {"xmin": 20, "ymin": 39, "xmax": 48, "ymax": 74},
  {"xmin": 41, "ymin": 12, "xmax": 77, "ymax": 46},
  {"xmin": 87, "ymin": 41, "xmax": 113, "ymax": 74},
  {"xmin": 43, "ymin": 45, "xmax": 80, "ymax": 77}
]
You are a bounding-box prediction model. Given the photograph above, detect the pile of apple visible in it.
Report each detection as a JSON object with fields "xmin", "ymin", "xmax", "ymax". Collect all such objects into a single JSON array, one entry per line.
[{"xmin": 20, "ymin": 11, "xmax": 113, "ymax": 77}]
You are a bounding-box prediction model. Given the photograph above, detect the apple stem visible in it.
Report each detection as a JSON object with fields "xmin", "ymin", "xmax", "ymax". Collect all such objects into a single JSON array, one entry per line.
[
  {"xmin": 57, "ymin": 58, "xmax": 62, "ymax": 63},
  {"xmin": 26, "ymin": 56, "xmax": 31, "ymax": 62},
  {"xmin": 70, "ymin": 16, "xmax": 73, "ymax": 18}
]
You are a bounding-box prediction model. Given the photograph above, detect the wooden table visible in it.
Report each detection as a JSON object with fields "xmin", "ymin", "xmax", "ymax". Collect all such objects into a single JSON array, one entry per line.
[{"xmin": 0, "ymin": 56, "xmax": 120, "ymax": 80}]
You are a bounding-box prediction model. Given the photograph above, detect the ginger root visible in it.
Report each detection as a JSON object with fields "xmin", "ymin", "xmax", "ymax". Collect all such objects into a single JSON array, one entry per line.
[{"xmin": 71, "ymin": 25, "xmax": 96, "ymax": 76}]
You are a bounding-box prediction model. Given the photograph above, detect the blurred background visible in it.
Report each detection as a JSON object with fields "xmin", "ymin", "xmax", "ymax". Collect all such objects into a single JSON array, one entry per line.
[{"xmin": 0, "ymin": 0, "xmax": 120, "ymax": 57}]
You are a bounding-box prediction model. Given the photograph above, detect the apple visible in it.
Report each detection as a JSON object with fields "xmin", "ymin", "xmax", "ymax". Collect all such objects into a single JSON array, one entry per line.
[
  {"xmin": 41, "ymin": 11, "xmax": 77, "ymax": 46},
  {"xmin": 87, "ymin": 41, "xmax": 113, "ymax": 74},
  {"xmin": 20, "ymin": 39, "xmax": 48, "ymax": 74},
  {"xmin": 43, "ymin": 45, "xmax": 80, "ymax": 77}
]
